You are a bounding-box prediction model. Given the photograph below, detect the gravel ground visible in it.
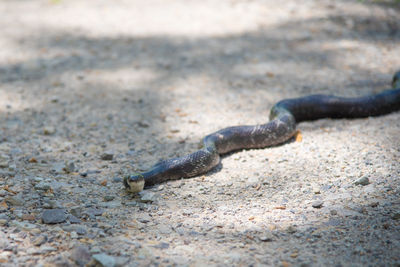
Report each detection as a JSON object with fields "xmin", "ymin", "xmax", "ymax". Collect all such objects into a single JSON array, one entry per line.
[{"xmin": 0, "ymin": 0, "xmax": 400, "ymax": 266}]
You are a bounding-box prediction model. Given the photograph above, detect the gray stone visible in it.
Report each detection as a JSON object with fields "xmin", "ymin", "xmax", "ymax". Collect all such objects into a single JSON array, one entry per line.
[
  {"xmin": 32, "ymin": 176, "xmax": 44, "ymax": 183},
  {"xmin": 5, "ymin": 196, "xmax": 24, "ymax": 206},
  {"xmin": 286, "ymin": 225, "xmax": 297, "ymax": 234},
  {"xmin": 112, "ymin": 177, "xmax": 122, "ymax": 183},
  {"xmin": 0, "ymin": 189, "xmax": 8, "ymax": 197},
  {"xmin": 115, "ymin": 256, "xmax": 129, "ymax": 267},
  {"xmin": 68, "ymin": 214, "xmax": 81, "ymax": 224},
  {"xmin": 138, "ymin": 191, "xmax": 157, "ymax": 203},
  {"xmin": 9, "ymin": 220, "xmax": 38, "ymax": 231},
  {"xmin": 354, "ymin": 177, "xmax": 370, "ymax": 186},
  {"xmin": 85, "ymin": 208, "xmax": 103, "ymax": 217},
  {"xmin": 64, "ymin": 225, "xmax": 87, "ymax": 235},
  {"xmin": 92, "ymin": 253, "xmax": 116, "ymax": 267},
  {"xmin": 43, "ymin": 199, "xmax": 63, "ymax": 209},
  {"xmin": 41, "ymin": 209, "xmax": 67, "ymax": 224},
  {"xmin": 312, "ymin": 201, "xmax": 323, "ymax": 209},
  {"xmin": 153, "ymin": 242, "xmax": 169, "ymax": 249},
  {"xmin": 34, "ymin": 181, "xmax": 52, "ymax": 191},
  {"xmin": 90, "ymin": 247, "xmax": 102, "ymax": 253},
  {"xmin": 98, "ymin": 201, "xmax": 121, "ymax": 209},
  {"xmin": 259, "ymin": 231, "xmax": 274, "ymax": 242},
  {"xmin": 70, "ymin": 245, "xmax": 91, "ymax": 267},
  {"xmin": 100, "ymin": 152, "xmax": 114, "ymax": 161},
  {"xmin": 32, "ymin": 235, "xmax": 47, "ymax": 246},
  {"xmin": 70, "ymin": 206, "xmax": 83, "ymax": 218},
  {"xmin": 39, "ymin": 246, "xmax": 57, "ymax": 253},
  {"xmin": 137, "ymin": 121, "xmax": 150, "ymax": 128},
  {"xmin": 71, "ymin": 231, "xmax": 79, "ymax": 239},
  {"xmin": 159, "ymin": 225, "xmax": 172, "ymax": 234},
  {"xmin": 103, "ymin": 195, "xmax": 115, "ymax": 202}
]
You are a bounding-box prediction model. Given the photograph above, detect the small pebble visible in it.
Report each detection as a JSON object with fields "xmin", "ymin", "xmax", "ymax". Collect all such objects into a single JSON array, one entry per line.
[
  {"xmin": 32, "ymin": 235, "xmax": 47, "ymax": 246},
  {"xmin": 0, "ymin": 189, "xmax": 8, "ymax": 197},
  {"xmin": 138, "ymin": 191, "xmax": 157, "ymax": 203},
  {"xmin": 312, "ymin": 201, "xmax": 323, "ymax": 209},
  {"xmin": 34, "ymin": 181, "xmax": 52, "ymax": 191},
  {"xmin": 103, "ymin": 195, "xmax": 115, "ymax": 202},
  {"xmin": 159, "ymin": 225, "xmax": 172, "ymax": 234},
  {"xmin": 259, "ymin": 231, "xmax": 274, "ymax": 242},
  {"xmin": 137, "ymin": 121, "xmax": 150, "ymax": 128},
  {"xmin": 41, "ymin": 209, "xmax": 67, "ymax": 224},
  {"xmin": 43, "ymin": 126, "xmax": 56, "ymax": 135},
  {"xmin": 354, "ymin": 177, "xmax": 370, "ymax": 186},
  {"xmin": 70, "ymin": 231, "xmax": 79, "ymax": 239},
  {"xmin": 68, "ymin": 214, "xmax": 81, "ymax": 224},
  {"xmin": 70, "ymin": 206, "xmax": 83, "ymax": 218},
  {"xmin": 112, "ymin": 177, "xmax": 122, "ymax": 183},
  {"xmin": 70, "ymin": 245, "xmax": 91, "ymax": 267},
  {"xmin": 85, "ymin": 208, "xmax": 103, "ymax": 217},
  {"xmin": 153, "ymin": 242, "xmax": 170, "ymax": 249},
  {"xmin": 43, "ymin": 199, "xmax": 63, "ymax": 209},
  {"xmin": 286, "ymin": 225, "xmax": 297, "ymax": 234},
  {"xmin": 9, "ymin": 220, "xmax": 38, "ymax": 231},
  {"xmin": 39, "ymin": 246, "xmax": 57, "ymax": 253},
  {"xmin": 5, "ymin": 196, "xmax": 24, "ymax": 206},
  {"xmin": 92, "ymin": 253, "xmax": 116, "ymax": 267},
  {"xmin": 100, "ymin": 152, "xmax": 114, "ymax": 161}
]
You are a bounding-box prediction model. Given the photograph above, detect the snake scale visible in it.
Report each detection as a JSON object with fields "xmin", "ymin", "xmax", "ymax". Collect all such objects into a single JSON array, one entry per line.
[{"xmin": 124, "ymin": 71, "xmax": 400, "ymax": 193}]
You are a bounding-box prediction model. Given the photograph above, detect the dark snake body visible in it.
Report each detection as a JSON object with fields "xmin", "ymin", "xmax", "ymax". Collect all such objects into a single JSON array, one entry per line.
[{"xmin": 124, "ymin": 71, "xmax": 400, "ymax": 193}]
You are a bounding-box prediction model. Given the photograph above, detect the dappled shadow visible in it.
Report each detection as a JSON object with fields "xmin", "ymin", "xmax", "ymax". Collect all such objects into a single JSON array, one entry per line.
[
  {"xmin": 2, "ymin": 6, "xmax": 399, "ymax": 88},
  {"xmin": 0, "ymin": 1, "xmax": 399, "ymax": 266}
]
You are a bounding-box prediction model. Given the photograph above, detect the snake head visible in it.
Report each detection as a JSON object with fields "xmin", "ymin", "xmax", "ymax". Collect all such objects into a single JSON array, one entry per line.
[
  {"xmin": 123, "ymin": 173, "xmax": 145, "ymax": 193},
  {"xmin": 393, "ymin": 70, "xmax": 400, "ymax": 89}
]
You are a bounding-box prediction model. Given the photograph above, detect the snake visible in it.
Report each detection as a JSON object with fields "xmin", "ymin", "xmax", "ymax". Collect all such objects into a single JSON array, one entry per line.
[{"xmin": 124, "ymin": 71, "xmax": 400, "ymax": 193}]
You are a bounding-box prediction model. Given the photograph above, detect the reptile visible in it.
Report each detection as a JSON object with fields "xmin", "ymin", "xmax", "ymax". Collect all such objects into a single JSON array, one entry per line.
[{"xmin": 124, "ymin": 71, "xmax": 400, "ymax": 193}]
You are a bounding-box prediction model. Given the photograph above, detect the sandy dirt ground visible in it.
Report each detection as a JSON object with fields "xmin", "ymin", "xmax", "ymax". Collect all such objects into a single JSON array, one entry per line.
[{"xmin": 0, "ymin": 0, "xmax": 399, "ymax": 266}]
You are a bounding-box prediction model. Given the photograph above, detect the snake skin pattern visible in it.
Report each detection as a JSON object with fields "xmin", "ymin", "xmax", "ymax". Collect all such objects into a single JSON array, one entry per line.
[{"xmin": 124, "ymin": 71, "xmax": 400, "ymax": 193}]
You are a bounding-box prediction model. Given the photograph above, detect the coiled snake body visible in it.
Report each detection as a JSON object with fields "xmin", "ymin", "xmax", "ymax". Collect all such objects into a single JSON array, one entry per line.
[{"xmin": 124, "ymin": 71, "xmax": 400, "ymax": 193}]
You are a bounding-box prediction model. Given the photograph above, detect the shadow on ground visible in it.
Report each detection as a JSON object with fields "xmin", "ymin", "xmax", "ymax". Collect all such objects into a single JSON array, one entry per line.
[{"xmin": 0, "ymin": 3, "xmax": 399, "ymax": 266}]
